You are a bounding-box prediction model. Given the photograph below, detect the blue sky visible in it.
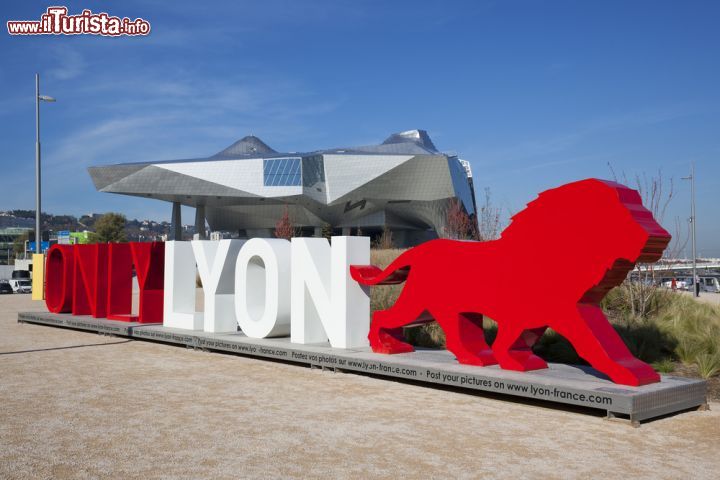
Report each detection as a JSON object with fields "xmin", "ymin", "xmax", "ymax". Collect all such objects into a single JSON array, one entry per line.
[{"xmin": 1, "ymin": 1, "xmax": 719, "ymax": 255}]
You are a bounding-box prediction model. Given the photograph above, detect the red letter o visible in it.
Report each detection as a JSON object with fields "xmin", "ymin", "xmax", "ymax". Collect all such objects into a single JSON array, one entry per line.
[{"xmin": 45, "ymin": 245, "xmax": 74, "ymax": 313}]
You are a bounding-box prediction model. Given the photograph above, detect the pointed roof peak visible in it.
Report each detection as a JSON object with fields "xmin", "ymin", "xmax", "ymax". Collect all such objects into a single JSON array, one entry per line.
[
  {"xmin": 381, "ymin": 129, "xmax": 438, "ymax": 153},
  {"xmin": 212, "ymin": 135, "xmax": 277, "ymax": 158}
]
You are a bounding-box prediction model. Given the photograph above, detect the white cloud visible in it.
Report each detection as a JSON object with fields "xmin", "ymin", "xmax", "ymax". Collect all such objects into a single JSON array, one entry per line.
[
  {"xmin": 472, "ymin": 105, "xmax": 699, "ymax": 165},
  {"xmin": 47, "ymin": 45, "xmax": 87, "ymax": 81}
]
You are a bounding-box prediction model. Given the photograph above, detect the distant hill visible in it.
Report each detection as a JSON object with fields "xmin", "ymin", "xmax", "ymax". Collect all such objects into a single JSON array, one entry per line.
[
  {"xmin": 0, "ymin": 215, "xmax": 33, "ymax": 228},
  {"xmin": 0, "ymin": 210, "xmax": 174, "ymax": 241},
  {"xmin": 1, "ymin": 210, "xmax": 83, "ymax": 232}
]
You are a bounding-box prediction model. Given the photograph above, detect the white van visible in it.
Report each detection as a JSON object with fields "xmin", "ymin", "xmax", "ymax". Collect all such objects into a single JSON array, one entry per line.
[
  {"xmin": 9, "ymin": 279, "xmax": 32, "ymax": 294},
  {"xmin": 698, "ymin": 276, "xmax": 720, "ymax": 293}
]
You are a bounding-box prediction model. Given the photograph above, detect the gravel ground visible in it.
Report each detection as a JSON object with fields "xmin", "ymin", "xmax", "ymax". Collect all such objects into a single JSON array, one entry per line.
[{"xmin": 1, "ymin": 294, "xmax": 719, "ymax": 479}]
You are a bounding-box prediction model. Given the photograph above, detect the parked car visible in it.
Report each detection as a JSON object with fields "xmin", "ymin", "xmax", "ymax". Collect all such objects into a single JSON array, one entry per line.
[
  {"xmin": 9, "ymin": 279, "xmax": 32, "ymax": 294},
  {"xmin": 0, "ymin": 282, "xmax": 13, "ymax": 294}
]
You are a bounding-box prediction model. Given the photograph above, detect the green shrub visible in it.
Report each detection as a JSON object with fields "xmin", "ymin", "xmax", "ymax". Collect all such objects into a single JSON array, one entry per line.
[
  {"xmin": 695, "ymin": 352, "xmax": 720, "ymax": 379},
  {"xmin": 612, "ymin": 316, "xmax": 676, "ymax": 364},
  {"xmin": 652, "ymin": 358, "xmax": 676, "ymax": 373},
  {"xmin": 675, "ymin": 337, "xmax": 705, "ymax": 365},
  {"xmin": 653, "ymin": 292, "xmax": 720, "ymax": 369},
  {"xmin": 533, "ymin": 329, "xmax": 581, "ymax": 364}
]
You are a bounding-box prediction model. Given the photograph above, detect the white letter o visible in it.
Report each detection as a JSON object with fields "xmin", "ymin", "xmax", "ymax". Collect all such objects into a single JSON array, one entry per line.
[{"xmin": 234, "ymin": 238, "xmax": 291, "ymax": 338}]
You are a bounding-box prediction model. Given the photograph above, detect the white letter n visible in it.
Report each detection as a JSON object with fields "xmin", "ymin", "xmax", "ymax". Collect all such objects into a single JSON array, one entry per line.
[{"xmin": 290, "ymin": 236, "xmax": 370, "ymax": 348}]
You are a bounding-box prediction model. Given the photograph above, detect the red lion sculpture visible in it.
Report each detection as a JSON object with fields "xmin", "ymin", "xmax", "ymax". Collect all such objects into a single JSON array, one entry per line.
[{"xmin": 351, "ymin": 179, "xmax": 671, "ymax": 386}]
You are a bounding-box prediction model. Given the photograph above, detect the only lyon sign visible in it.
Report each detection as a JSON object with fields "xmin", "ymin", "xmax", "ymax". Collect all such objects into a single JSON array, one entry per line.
[{"xmin": 44, "ymin": 179, "xmax": 671, "ymax": 386}]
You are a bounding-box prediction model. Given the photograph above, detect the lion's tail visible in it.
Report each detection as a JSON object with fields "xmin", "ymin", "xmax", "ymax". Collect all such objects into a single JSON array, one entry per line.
[{"xmin": 350, "ymin": 250, "xmax": 416, "ymax": 286}]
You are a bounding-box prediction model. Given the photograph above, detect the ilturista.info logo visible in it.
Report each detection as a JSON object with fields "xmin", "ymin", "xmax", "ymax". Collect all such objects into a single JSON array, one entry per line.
[{"xmin": 7, "ymin": 6, "xmax": 150, "ymax": 36}]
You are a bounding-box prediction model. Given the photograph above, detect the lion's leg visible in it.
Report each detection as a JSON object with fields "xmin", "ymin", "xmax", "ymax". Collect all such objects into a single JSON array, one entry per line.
[
  {"xmin": 369, "ymin": 289, "xmax": 425, "ymax": 354},
  {"xmin": 507, "ymin": 327, "xmax": 549, "ymax": 369},
  {"xmin": 437, "ymin": 312, "xmax": 497, "ymax": 366},
  {"xmin": 553, "ymin": 305, "xmax": 660, "ymax": 386},
  {"xmin": 492, "ymin": 324, "xmax": 548, "ymax": 371},
  {"xmin": 369, "ymin": 310, "xmax": 415, "ymax": 354}
]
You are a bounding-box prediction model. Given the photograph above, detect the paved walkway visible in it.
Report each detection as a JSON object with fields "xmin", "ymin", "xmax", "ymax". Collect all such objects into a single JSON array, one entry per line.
[
  {"xmin": 1, "ymin": 294, "xmax": 718, "ymax": 479},
  {"xmin": 679, "ymin": 290, "xmax": 720, "ymax": 305}
]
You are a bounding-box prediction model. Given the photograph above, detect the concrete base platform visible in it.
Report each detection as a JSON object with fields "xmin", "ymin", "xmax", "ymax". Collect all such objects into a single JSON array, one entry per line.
[{"xmin": 18, "ymin": 311, "xmax": 707, "ymax": 424}]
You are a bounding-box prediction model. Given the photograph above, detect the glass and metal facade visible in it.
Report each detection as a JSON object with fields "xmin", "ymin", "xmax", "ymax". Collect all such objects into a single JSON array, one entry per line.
[
  {"xmin": 263, "ymin": 158, "xmax": 302, "ymax": 187},
  {"xmin": 88, "ymin": 129, "xmax": 478, "ymax": 246}
]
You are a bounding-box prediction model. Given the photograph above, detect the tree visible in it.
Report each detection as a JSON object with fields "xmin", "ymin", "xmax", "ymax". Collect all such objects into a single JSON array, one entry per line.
[
  {"xmin": 477, "ymin": 187, "xmax": 501, "ymax": 241},
  {"xmin": 607, "ymin": 165, "xmax": 682, "ymax": 318},
  {"xmin": 321, "ymin": 223, "xmax": 333, "ymax": 241},
  {"xmin": 91, "ymin": 213, "xmax": 127, "ymax": 243},
  {"xmin": 608, "ymin": 165, "xmax": 683, "ymax": 256},
  {"xmin": 274, "ymin": 206, "xmax": 296, "ymax": 240},
  {"xmin": 443, "ymin": 199, "xmax": 473, "ymax": 240}
]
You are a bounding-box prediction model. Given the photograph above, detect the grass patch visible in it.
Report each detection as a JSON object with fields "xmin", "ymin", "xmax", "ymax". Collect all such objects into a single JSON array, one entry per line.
[
  {"xmin": 652, "ymin": 358, "xmax": 676, "ymax": 373},
  {"xmin": 694, "ymin": 352, "xmax": 720, "ymax": 379}
]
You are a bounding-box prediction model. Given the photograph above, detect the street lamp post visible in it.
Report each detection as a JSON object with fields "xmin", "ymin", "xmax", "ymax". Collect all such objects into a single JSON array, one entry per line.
[
  {"xmin": 35, "ymin": 73, "xmax": 56, "ymax": 254},
  {"xmin": 681, "ymin": 162, "xmax": 698, "ymax": 297}
]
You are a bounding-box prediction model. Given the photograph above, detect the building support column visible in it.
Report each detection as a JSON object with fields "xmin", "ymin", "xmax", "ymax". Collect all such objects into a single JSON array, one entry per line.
[
  {"xmin": 342, "ymin": 227, "xmax": 351, "ymax": 236},
  {"xmin": 171, "ymin": 201, "xmax": 182, "ymax": 240},
  {"xmin": 195, "ymin": 205, "xmax": 206, "ymax": 239},
  {"xmin": 313, "ymin": 227, "xmax": 323, "ymax": 238}
]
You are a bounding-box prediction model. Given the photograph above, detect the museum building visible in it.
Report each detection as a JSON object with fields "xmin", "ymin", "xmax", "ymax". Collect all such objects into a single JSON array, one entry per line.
[{"xmin": 88, "ymin": 129, "xmax": 477, "ymax": 246}]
